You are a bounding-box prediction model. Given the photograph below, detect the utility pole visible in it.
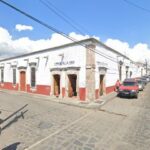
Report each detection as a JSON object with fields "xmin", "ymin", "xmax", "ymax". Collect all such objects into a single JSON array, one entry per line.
[{"xmin": 145, "ymin": 59, "xmax": 148, "ymax": 75}]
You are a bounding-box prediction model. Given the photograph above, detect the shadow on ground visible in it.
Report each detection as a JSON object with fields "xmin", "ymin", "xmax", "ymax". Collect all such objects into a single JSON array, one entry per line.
[{"xmin": 2, "ymin": 142, "xmax": 20, "ymax": 150}]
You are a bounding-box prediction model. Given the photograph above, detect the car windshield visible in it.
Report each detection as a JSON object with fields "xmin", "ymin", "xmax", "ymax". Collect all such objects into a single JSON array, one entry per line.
[
  {"xmin": 123, "ymin": 82, "xmax": 136, "ymax": 86},
  {"xmin": 141, "ymin": 78, "xmax": 146, "ymax": 80},
  {"xmin": 138, "ymin": 81, "xmax": 142, "ymax": 84}
]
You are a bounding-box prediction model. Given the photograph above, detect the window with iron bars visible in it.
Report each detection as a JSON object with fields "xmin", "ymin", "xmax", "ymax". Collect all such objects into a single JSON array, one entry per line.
[
  {"xmin": 13, "ymin": 68, "xmax": 16, "ymax": 85},
  {"xmin": 31, "ymin": 67, "xmax": 36, "ymax": 87},
  {"xmin": 1, "ymin": 68, "xmax": 4, "ymax": 83}
]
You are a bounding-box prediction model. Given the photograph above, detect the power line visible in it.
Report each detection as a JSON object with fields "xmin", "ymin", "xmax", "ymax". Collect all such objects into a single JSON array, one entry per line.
[
  {"xmin": 40, "ymin": 0, "xmax": 91, "ymax": 35},
  {"xmin": 123, "ymin": 0, "xmax": 150, "ymax": 14},
  {"xmin": 0, "ymin": 0, "xmax": 76, "ymax": 42},
  {"xmin": 0, "ymin": 0, "xmax": 122, "ymax": 64},
  {"xmin": 40, "ymin": 0, "xmax": 85, "ymax": 35},
  {"xmin": 40, "ymin": 1, "xmax": 120, "ymax": 62},
  {"xmin": 39, "ymin": 0, "xmax": 119, "ymax": 62}
]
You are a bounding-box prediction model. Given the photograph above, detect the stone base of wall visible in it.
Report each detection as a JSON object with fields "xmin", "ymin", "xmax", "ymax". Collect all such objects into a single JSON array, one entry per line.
[
  {"xmin": 0, "ymin": 82, "xmax": 19, "ymax": 91},
  {"xmin": 106, "ymin": 85, "xmax": 115, "ymax": 94},
  {"xmin": 95, "ymin": 89, "xmax": 99, "ymax": 99},
  {"xmin": 95, "ymin": 85, "xmax": 115, "ymax": 99},
  {"xmin": 0, "ymin": 82, "xmax": 86, "ymax": 101},
  {"xmin": 0, "ymin": 83, "xmax": 115, "ymax": 101},
  {"xmin": 79, "ymin": 88, "xmax": 86, "ymax": 101},
  {"xmin": 27, "ymin": 84, "xmax": 51, "ymax": 96}
]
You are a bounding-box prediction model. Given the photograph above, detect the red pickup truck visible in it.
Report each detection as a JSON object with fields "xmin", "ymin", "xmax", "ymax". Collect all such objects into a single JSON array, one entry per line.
[{"xmin": 118, "ymin": 79, "xmax": 139, "ymax": 98}]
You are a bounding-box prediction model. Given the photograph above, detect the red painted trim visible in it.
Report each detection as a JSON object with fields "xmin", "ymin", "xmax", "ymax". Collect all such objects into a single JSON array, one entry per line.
[
  {"xmin": 27, "ymin": 84, "xmax": 51, "ymax": 95},
  {"xmin": 0, "ymin": 82, "xmax": 19, "ymax": 91},
  {"xmin": 62, "ymin": 87, "xmax": 65, "ymax": 97},
  {"xmin": 79, "ymin": 88, "xmax": 86, "ymax": 101},
  {"xmin": 106, "ymin": 85, "xmax": 115, "ymax": 94},
  {"xmin": 95, "ymin": 89, "xmax": 99, "ymax": 99}
]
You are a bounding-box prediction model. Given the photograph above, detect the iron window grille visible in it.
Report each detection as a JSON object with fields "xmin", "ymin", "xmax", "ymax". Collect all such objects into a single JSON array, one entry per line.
[
  {"xmin": 31, "ymin": 67, "xmax": 36, "ymax": 88},
  {"xmin": 13, "ymin": 68, "xmax": 16, "ymax": 85},
  {"xmin": 1, "ymin": 68, "xmax": 4, "ymax": 83}
]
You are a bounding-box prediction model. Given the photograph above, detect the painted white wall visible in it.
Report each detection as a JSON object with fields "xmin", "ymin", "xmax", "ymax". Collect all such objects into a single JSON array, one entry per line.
[
  {"xmin": 0, "ymin": 39, "xmax": 145, "ymax": 91},
  {"xmin": 95, "ymin": 45, "xmax": 120, "ymax": 89},
  {"xmin": 94, "ymin": 44, "xmax": 142, "ymax": 88},
  {"xmin": 0, "ymin": 44, "xmax": 86, "ymax": 88}
]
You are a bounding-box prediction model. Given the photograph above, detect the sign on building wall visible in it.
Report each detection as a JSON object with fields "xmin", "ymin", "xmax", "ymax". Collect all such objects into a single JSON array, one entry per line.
[
  {"xmin": 54, "ymin": 61, "xmax": 75, "ymax": 67},
  {"xmin": 97, "ymin": 61, "xmax": 108, "ymax": 68}
]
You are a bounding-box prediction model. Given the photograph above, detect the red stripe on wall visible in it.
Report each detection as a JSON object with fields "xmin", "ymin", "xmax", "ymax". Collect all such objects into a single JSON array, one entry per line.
[
  {"xmin": 27, "ymin": 84, "xmax": 51, "ymax": 95},
  {"xmin": 95, "ymin": 89, "xmax": 99, "ymax": 99},
  {"xmin": 0, "ymin": 82, "xmax": 19, "ymax": 90},
  {"xmin": 62, "ymin": 87, "xmax": 65, "ymax": 97},
  {"xmin": 106, "ymin": 85, "xmax": 115, "ymax": 94},
  {"xmin": 79, "ymin": 88, "xmax": 86, "ymax": 101}
]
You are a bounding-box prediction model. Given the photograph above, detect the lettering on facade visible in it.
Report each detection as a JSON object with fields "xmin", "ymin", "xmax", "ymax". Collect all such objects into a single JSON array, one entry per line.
[
  {"xmin": 97, "ymin": 61, "xmax": 108, "ymax": 68},
  {"xmin": 54, "ymin": 61, "xmax": 75, "ymax": 66}
]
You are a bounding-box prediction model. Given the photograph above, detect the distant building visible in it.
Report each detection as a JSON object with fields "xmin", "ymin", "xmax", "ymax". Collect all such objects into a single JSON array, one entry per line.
[{"xmin": 0, "ymin": 38, "xmax": 146, "ymax": 101}]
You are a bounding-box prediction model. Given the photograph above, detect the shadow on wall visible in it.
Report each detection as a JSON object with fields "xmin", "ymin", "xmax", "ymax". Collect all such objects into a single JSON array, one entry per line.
[{"xmin": 2, "ymin": 142, "xmax": 20, "ymax": 150}]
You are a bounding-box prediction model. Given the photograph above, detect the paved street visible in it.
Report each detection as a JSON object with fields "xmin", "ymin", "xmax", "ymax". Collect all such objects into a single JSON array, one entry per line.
[{"xmin": 0, "ymin": 84, "xmax": 150, "ymax": 150}]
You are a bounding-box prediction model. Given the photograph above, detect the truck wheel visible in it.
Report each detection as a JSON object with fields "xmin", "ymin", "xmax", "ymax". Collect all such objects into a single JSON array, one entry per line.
[{"xmin": 135, "ymin": 93, "xmax": 138, "ymax": 99}]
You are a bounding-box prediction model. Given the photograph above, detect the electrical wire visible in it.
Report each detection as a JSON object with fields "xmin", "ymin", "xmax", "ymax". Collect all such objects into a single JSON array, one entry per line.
[
  {"xmin": 0, "ymin": 0, "xmax": 119, "ymax": 63},
  {"xmin": 123, "ymin": 0, "xmax": 150, "ymax": 14},
  {"xmin": 39, "ymin": 0, "xmax": 119, "ymax": 62},
  {"xmin": 40, "ymin": 0, "xmax": 133, "ymax": 64},
  {"xmin": 40, "ymin": 0, "xmax": 85, "ymax": 35},
  {"xmin": 40, "ymin": 0, "xmax": 91, "ymax": 35},
  {"xmin": 0, "ymin": 0, "xmax": 128, "ymax": 65}
]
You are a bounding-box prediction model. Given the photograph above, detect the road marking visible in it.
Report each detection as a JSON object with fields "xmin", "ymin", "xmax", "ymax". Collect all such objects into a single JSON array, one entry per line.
[{"xmin": 25, "ymin": 111, "xmax": 93, "ymax": 150}]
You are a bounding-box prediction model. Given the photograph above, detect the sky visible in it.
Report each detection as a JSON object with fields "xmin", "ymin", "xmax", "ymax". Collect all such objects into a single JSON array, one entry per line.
[{"xmin": 0, "ymin": 0, "xmax": 150, "ymax": 63}]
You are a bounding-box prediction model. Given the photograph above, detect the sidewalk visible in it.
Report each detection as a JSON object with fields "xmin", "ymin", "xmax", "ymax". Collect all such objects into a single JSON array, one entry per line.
[{"xmin": 0, "ymin": 89, "xmax": 117, "ymax": 109}]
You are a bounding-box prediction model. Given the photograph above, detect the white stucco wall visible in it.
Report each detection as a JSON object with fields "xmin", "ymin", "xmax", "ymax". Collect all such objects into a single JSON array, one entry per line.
[
  {"xmin": 0, "ymin": 38, "xmax": 145, "ymax": 93},
  {"xmin": 95, "ymin": 45, "xmax": 120, "ymax": 89},
  {"xmin": 0, "ymin": 44, "xmax": 86, "ymax": 88}
]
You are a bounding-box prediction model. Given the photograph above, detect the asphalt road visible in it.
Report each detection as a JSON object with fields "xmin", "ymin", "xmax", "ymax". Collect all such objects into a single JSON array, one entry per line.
[{"xmin": 0, "ymin": 84, "xmax": 150, "ymax": 150}]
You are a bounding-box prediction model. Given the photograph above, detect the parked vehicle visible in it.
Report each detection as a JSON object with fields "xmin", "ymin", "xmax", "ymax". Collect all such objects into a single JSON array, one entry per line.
[
  {"xmin": 140, "ymin": 77, "xmax": 148, "ymax": 85},
  {"xmin": 143, "ymin": 76, "xmax": 150, "ymax": 82},
  {"xmin": 137, "ymin": 80, "xmax": 144, "ymax": 91},
  {"xmin": 118, "ymin": 79, "xmax": 139, "ymax": 98}
]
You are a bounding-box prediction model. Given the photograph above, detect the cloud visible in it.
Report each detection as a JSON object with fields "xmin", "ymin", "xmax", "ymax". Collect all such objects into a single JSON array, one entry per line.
[
  {"xmin": 1, "ymin": 26, "xmax": 150, "ymax": 64},
  {"xmin": 105, "ymin": 38, "xmax": 150, "ymax": 63},
  {"xmin": 15, "ymin": 24, "xmax": 33, "ymax": 32},
  {"xmin": 0, "ymin": 27, "xmax": 91, "ymax": 59}
]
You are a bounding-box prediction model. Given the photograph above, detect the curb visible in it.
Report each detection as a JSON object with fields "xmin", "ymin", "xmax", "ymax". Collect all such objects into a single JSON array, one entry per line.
[{"xmin": 0, "ymin": 89, "xmax": 117, "ymax": 109}]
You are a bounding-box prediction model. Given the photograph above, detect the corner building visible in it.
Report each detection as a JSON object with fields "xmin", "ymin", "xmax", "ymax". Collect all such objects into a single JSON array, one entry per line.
[{"xmin": 0, "ymin": 38, "xmax": 144, "ymax": 101}]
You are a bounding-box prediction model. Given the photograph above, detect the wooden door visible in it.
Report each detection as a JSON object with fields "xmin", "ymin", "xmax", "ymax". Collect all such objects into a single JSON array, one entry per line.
[
  {"xmin": 68, "ymin": 75, "xmax": 77, "ymax": 97},
  {"xmin": 53, "ymin": 75, "xmax": 60, "ymax": 96},
  {"xmin": 20, "ymin": 71, "xmax": 26, "ymax": 91},
  {"xmin": 100, "ymin": 75, "xmax": 104, "ymax": 96},
  {"xmin": 68, "ymin": 75, "xmax": 73, "ymax": 97}
]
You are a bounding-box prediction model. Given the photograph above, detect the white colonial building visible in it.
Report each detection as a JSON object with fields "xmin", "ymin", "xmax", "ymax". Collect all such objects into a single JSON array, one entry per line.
[{"xmin": 0, "ymin": 38, "xmax": 146, "ymax": 101}]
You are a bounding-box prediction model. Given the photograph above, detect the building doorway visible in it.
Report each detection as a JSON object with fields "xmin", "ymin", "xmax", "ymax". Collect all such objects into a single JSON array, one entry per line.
[
  {"xmin": 53, "ymin": 74, "xmax": 60, "ymax": 96},
  {"xmin": 20, "ymin": 71, "xmax": 26, "ymax": 91},
  {"xmin": 68, "ymin": 74, "xmax": 77, "ymax": 97},
  {"xmin": 99, "ymin": 74, "xmax": 105, "ymax": 96}
]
